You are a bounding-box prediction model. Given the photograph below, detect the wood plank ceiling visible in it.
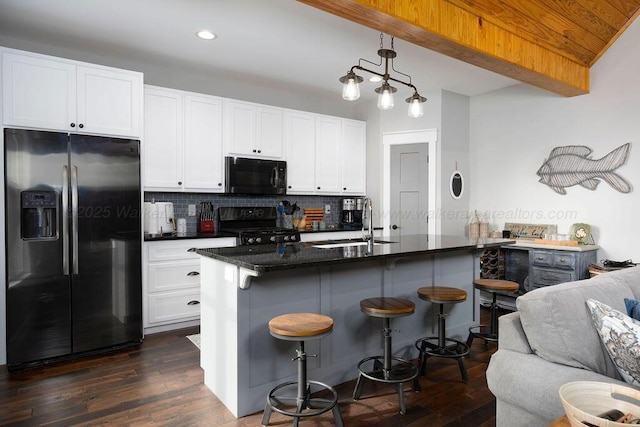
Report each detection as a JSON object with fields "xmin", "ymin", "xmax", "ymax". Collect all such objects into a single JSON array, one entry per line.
[{"xmin": 298, "ymin": 0, "xmax": 640, "ymax": 96}]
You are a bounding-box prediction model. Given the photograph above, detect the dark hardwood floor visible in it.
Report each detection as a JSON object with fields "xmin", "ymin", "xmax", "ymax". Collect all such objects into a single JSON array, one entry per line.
[{"xmin": 1, "ymin": 307, "xmax": 504, "ymax": 426}]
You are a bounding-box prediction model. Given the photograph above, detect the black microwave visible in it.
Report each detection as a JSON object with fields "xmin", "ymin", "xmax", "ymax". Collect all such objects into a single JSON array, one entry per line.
[{"xmin": 225, "ymin": 157, "xmax": 287, "ymax": 195}]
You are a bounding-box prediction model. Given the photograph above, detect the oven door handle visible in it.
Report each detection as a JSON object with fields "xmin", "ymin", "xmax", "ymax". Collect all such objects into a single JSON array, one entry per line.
[{"xmin": 271, "ymin": 166, "xmax": 279, "ymax": 187}]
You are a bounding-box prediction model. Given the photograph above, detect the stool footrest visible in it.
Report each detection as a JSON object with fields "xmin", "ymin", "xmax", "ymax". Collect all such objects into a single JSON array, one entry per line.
[
  {"xmin": 415, "ymin": 337, "xmax": 469, "ymax": 358},
  {"xmin": 355, "ymin": 355, "xmax": 418, "ymax": 384},
  {"xmin": 467, "ymin": 325, "xmax": 498, "ymax": 344},
  {"xmin": 263, "ymin": 380, "xmax": 340, "ymax": 423}
]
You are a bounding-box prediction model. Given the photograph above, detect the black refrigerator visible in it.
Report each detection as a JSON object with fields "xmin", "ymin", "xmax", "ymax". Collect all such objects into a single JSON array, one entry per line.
[{"xmin": 4, "ymin": 128, "xmax": 142, "ymax": 369}]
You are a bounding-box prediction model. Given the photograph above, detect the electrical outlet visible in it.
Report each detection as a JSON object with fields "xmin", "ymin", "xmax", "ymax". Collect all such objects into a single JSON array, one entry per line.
[
  {"xmin": 325, "ymin": 204, "xmax": 331, "ymax": 215},
  {"xmin": 188, "ymin": 204, "xmax": 196, "ymax": 216}
]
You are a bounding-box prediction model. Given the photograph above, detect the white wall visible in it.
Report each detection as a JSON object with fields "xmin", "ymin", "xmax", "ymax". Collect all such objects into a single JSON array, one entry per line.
[
  {"xmin": 470, "ymin": 18, "xmax": 640, "ymax": 260},
  {"xmin": 440, "ymin": 91, "xmax": 470, "ymax": 235}
]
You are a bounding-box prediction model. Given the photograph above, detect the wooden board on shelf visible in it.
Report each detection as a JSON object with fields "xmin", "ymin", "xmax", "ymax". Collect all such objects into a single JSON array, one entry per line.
[
  {"xmin": 303, "ymin": 208, "xmax": 324, "ymax": 230},
  {"xmin": 533, "ymin": 238, "xmax": 578, "ymax": 246}
]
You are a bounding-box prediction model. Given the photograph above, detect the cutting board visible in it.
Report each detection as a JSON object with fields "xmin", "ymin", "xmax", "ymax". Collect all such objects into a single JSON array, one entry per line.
[{"xmin": 303, "ymin": 208, "xmax": 324, "ymax": 230}]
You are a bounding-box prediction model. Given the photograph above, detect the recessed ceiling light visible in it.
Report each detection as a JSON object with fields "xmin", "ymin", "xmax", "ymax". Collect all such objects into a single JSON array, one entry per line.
[{"xmin": 196, "ymin": 30, "xmax": 216, "ymax": 40}]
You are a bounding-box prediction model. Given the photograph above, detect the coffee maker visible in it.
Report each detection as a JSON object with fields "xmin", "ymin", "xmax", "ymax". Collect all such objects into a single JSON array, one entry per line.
[{"xmin": 341, "ymin": 198, "xmax": 364, "ymax": 229}]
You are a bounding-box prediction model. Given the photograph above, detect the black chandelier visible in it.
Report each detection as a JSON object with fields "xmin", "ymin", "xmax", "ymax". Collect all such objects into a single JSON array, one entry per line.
[{"xmin": 339, "ymin": 33, "xmax": 426, "ymax": 118}]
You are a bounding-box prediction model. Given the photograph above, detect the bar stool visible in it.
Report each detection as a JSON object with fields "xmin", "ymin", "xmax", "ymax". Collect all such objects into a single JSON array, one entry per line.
[
  {"xmin": 467, "ymin": 278, "xmax": 519, "ymax": 347},
  {"xmin": 414, "ymin": 286, "xmax": 469, "ymax": 382},
  {"xmin": 262, "ymin": 313, "xmax": 343, "ymax": 427},
  {"xmin": 353, "ymin": 297, "xmax": 419, "ymax": 415}
]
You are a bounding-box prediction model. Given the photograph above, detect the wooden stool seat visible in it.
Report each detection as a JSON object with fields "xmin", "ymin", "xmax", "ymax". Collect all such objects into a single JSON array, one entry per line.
[
  {"xmin": 418, "ymin": 286, "xmax": 467, "ymax": 304},
  {"xmin": 268, "ymin": 313, "xmax": 333, "ymax": 338},
  {"xmin": 472, "ymin": 278, "xmax": 519, "ymax": 293},
  {"xmin": 360, "ymin": 297, "xmax": 415, "ymax": 318}
]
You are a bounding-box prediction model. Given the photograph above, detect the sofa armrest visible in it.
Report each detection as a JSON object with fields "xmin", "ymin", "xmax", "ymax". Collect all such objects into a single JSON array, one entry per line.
[
  {"xmin": 487, "ymin": 349, "xmax": 632, "ymax": 426},
  {"xmin": 498, "ymin": 311, "xmax": 533, "ymax": 354}
]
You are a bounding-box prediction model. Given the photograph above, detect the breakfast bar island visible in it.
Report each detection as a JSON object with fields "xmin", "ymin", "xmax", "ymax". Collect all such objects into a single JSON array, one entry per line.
[{"xmin": 196, "ymin": 235, "xmax": 513, "ymax": 417}]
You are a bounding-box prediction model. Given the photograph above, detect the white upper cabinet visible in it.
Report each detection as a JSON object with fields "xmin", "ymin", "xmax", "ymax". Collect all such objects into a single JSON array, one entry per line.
[
  {"xmin": 284, "ymin": 111, "xmax": 316, "ymax": 194},
  {"xmin": 285, "ymin": 111, "xmax": 366, "ymax": 196},
  {"xmin": 183, "ymin": 94, "xmax": 224, "ymax": 191},
  {"xmin": 225, "ymin": 100, "xmax": 283, "ymax": 159},
  {"xmin": 143, "ymin": 86, "xmax": 224, "ymax": 192},
  {"xmin": 341, "ymin": 119, "xmax": 366, "ymax": 195},
  {"xmin": 315, "ymin": 116, "xmax": 342, "ymax": 194},
  {"xmin": 2, "ymin": 49, "xmax": 142, "ymax": 137},
  {"xmin": 144, "ymin": 87, "xmax": 184, "ymax": 190}
]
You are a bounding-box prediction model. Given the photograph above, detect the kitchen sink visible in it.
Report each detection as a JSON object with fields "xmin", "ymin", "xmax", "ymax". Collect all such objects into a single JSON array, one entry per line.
[{"xmin": 311, "ymin": 239, "xmax": 395, "ymax": 249}]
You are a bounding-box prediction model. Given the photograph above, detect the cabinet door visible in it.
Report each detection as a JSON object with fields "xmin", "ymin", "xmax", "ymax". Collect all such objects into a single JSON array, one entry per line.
[
  {"xmin": 76, "ymin": 66, "xmax": 142, "ymax": 137},
  {"xmin": 315, "ymin": 116, "xmax": 342, "ymax": 193},
  {"xmin": 225, "ymin": 100, "xmax": 256, "ymax": 156},
  {"xmin": 256, "ymin": 106, "xmax": 283, "ymax": 158},
  {"xmin": 143, "ymin": 87, "xmax": 184, "ymax": 190},
  {"xmin": 2, "ymin": 51, "xmax": 76, "ymax": 131},
  {"xmin": 341, "ymin": 119, "xmax": 366, "ymax": 195},
  {"xmin": 184, "ymin": 94, "xmax": 224, "ymax": 191},
  {"xmin": 284, "ymin": 111, "xmax": 316, "ymax": 193}
]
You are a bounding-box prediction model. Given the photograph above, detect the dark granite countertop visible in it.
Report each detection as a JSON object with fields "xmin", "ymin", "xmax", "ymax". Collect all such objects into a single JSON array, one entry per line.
[
  {"xmin": 196, "ymin": 235, "xmax": 515, "ymax": 274},
  {"xmin": 143, "ymin": 226, "xmax": 383, "ymax": 242},
  {"xmin": 144, "ymin": 231, "xmax": 221, "ymax": 241}
]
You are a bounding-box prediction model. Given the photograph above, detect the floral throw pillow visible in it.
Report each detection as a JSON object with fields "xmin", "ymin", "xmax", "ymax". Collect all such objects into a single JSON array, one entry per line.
[{"xmin": 586, "ymin": 298, "xmax": 640, "ymax": 386}]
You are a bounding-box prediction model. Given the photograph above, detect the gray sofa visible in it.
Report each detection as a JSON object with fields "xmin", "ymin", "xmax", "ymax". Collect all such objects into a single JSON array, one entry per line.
[{"xmin": 486, "ymin": 265, "xmax": 640, "ymax": 426}]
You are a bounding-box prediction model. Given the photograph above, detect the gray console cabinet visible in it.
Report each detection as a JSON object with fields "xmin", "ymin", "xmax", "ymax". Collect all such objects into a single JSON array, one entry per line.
[
  {"xmin": 529, "ymin": 248, "xmax": 596, "ymax": 290},
  {"xmin": 487, "ymin": 244, "xmax": 598, "ymax": 310}
]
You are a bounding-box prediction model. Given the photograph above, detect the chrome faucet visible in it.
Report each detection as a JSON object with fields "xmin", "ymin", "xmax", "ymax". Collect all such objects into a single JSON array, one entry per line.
[{"xmin": 362, "ymin": 197, "xmax": 373, "ymax": 241}]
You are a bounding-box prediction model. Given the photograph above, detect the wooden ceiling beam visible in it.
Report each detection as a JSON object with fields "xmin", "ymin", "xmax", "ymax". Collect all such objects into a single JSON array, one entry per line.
[{"xmin": 298, "ymin": 0, "xmax": 590, "ymax": 96}]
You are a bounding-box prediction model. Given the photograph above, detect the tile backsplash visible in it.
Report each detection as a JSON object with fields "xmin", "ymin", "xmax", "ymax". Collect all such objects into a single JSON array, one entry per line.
[{"xmin": 144, "ymin": 192, "xmax": 347, "ymax": 233}]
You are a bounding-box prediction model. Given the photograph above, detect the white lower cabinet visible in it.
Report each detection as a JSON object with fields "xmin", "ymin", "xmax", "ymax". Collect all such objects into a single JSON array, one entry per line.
[{"xmin": 144, "ymin": 238, "xmax": 235, "ymax": 332}]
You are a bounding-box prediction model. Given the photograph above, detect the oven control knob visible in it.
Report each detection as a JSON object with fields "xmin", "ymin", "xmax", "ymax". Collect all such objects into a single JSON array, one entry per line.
[
  {"xmin": 289, "ymin": 235, "xmax": 297, "ymax": 241},
  {"xmin": 248, "ymin": 238, "xmax": 255, "ymax": 244},
  {"xmin": 256, "ymin": 237, "xmax": 262, "ymax": 243},
  {"xmin": 270, "ymin": 236, "xmax": 276, "ymax": 242},
  {"xmin": 283, "ymin": 235, "xmax": 290, "ymax": 241}
]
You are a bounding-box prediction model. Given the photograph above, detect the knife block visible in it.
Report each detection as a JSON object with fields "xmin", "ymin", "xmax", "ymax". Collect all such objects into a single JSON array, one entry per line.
[{"xmin": 198, "ymin": 220, "xmax": 214, "ymax": 232}]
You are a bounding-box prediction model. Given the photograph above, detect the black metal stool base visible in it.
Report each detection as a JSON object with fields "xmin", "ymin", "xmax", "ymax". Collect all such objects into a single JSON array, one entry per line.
[
  {"xmin": 262, "ymin": 380, "xmax": 342, "ymax": 426},
  {"xmin": 415, "ymin": 336, "xmax": 469, "ymax": 382},
  {"xmin": 353, "ymin": 355, "xmax": 419, "ymax": 415}
]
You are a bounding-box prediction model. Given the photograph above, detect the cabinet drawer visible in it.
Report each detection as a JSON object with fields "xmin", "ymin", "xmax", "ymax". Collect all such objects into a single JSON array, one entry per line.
[
  {"xmin": 532, "ymin": 267, "xmax": 573, "ymax": 287},
  {"xmin": 148, "ymin": 289, "xmax": 200, "ymax": 325},
  {"xmin": 148, "ymin": 260, "xmax": 200, "ymax": 292},
  {"xmin": 146, "ymin": 238, "xmax": 235, "ymax": 262},
  {"xmin": 147, "ymin": 244, "xmax": 201, "ymax": 262},
  {"xmin": 531, "ymin": 250, "xmax": 553, "ymax": 267},
  {"xmin": 553, "ymin": 253, "xmax": 576, "ymax": 270}
]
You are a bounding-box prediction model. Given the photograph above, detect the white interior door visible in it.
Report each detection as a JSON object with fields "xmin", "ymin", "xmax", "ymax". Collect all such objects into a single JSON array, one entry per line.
[{"xmin": 390, "ymin": 143, "xmax": 429, "ymax": 239}]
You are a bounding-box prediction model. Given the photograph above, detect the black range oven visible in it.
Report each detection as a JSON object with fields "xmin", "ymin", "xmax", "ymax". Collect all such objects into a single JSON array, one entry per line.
[{"xmin": 218, "ymin": 206, "xmax": 300, "ymax": 245}]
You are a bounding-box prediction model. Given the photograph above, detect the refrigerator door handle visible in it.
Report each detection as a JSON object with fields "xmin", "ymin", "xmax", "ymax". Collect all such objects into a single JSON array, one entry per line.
[
  {"xmin": 62, "ymin": 165, "xmax": 69, "ymax": 275},
  {"xmin": 71, "ymin": 165, "xmax": 79, "ymax": 275}
]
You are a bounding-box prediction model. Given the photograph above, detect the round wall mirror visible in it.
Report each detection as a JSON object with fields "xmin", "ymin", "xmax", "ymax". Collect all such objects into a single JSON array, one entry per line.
[{"xmin": 449, "ymin": 171, "xmax": 464, "ymax": 199}]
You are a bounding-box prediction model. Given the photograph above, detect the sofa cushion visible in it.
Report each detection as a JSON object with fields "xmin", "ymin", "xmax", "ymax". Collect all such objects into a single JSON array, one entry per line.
[
  {"xmin": 587, "ymin": 298, "xmax": 640, "ymax": 386},
  {"xmin": 515, "ymin": 266, "xmax": 640, "ymax": 378}
]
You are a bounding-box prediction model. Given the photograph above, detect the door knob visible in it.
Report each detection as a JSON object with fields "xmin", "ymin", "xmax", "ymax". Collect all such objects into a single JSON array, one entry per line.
[{"xmin": 392, "ymin": 224, "xmax": 399, "ymax": 230}]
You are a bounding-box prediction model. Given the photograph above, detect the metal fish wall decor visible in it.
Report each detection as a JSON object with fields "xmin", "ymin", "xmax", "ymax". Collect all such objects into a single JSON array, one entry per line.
[{"xmin": 536, "ymin": 143, "xmax": 632, "ymax": 195}]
